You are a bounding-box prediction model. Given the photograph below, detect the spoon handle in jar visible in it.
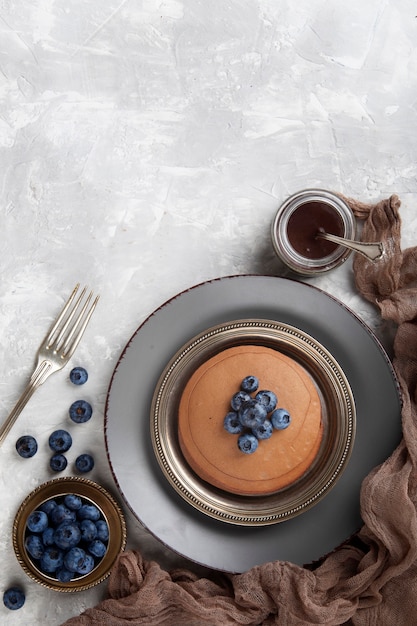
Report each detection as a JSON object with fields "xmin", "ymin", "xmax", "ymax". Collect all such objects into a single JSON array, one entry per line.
[{"xmin": 317, "ymin": 232, "xmax": 385, "ymax": 261}]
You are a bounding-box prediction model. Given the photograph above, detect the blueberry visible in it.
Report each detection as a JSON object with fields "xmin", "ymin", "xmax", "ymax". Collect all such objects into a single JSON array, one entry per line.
[
  {"xmin": 271, "ymin": 408, "xmax": 291, "ymax": 430},
  {"xmin": 42, "ymin": 526, "xmax": 55, "ymax": 546},
  {"xmin": 223, "ymin": 411, "xmax": 243, "ymax": 435},
  {"xmin": 49, "ymin": 429, "xmax": 72, "ymax": 453},
  {"xmin": 40, "ymin": 546, "xmax": 64, "ymax": 573},
  {"xmin": 230, "ymin": 391, "xmax": 251, "ymax": 411},
  {"xmin": 238, "ymin": 399, "xmax": 268, "ymax": 429},
  {"xmin": 50, "ymin": 504, "xmax": 76, "ymax": 526},
  {"xmin": 64, "ymin": 494, "xmax": 82, "ymax": 510},
  {"xmin": 25, "ymin": 534, "xmax": 45, "ymax": 559},
  {"xmin": 252, "ymin": 419, "xmax": 273, "ymax": 440},
  {"xmin": 69, "ymin": 366, "xmax": 88, "ymax": 385},
  {"xmin": 54, "ymin": 522, "xmax": 82, "ymax": 549},
  {"xmin": 27, "ymin": 510, "xmax": 49, "ymax": 533},
  {"xmin": 39, "ymin": 499, "xmax": 57, "ymax": 515},
  {"xmin": 238, "ymin": 433, "xmax": 259, "ymax": 454},
  {"xmin": 50, "ymin": 453, "xmax": 68, "ymax": 472},
  {"xmin": 69, "ymin": 400, "xmax": 93, "ymax": 424},
  {"xmin": 88, "ymin": 539, "xmax": 107, "ymax": 558},
  {"xmin": 76, "ymin": 552, "xmax": 95, "ymax": 575},
  {"xmin": 77, "ymin": 503, "xmax": 101, "ymax": 521},
  {"xmin": 255, "ymin": 390, "xmax": 277, "ymax": 413},
  {"xmin": 64, "ymin": 546, "xmax": 87, "ymax": 573},
  {"xmin": 75, "ymin": 453, "xmax": 94, "ymax": 473},
  {"xmin": 56, "ymin": 567, "xmax": 74, "ymax": 583},
  {"xmin": 95, "ymin": 519, "xmax": 109, "ymax": 542},
  {"xmin": 3, "ymin": 586, "xmax": 25, "ymax": 610},
  {"xmin": 79, "ymin": 518, "xmax": 98, "ymax": 542},
  {"xmin": 241, "ymin": 375, "xmax": 259, "ymax": 393},
  {"xmin": 16, "ymin": 435, "xmax": 38, "ymax": 458}
]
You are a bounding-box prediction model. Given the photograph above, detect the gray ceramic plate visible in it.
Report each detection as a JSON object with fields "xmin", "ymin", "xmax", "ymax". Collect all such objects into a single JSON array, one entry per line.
[{"xmin": 104, "ymin": 275, "xmax": 402, "ymax": 572}]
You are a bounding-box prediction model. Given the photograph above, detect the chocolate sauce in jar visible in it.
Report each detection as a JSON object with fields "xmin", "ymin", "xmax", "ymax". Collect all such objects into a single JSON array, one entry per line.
[
  {"xmin": 286, "ymin": 201, "xmax": 345, "ymax": 259},
  {"xmin": 271, "ymin": 189, "xmax": 356, "ymax": 275}
]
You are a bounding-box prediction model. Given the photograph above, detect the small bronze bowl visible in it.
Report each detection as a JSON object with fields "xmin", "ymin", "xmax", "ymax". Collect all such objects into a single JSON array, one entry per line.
[{"xmin": 13, "ymin": 476, "xmax": 127, "ymax": 592}]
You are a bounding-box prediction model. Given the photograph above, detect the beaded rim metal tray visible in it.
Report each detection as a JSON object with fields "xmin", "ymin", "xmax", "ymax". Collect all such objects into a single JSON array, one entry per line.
[{"xmin": 150, "ymin": 319, "xmax": 356, "ymax": 526}]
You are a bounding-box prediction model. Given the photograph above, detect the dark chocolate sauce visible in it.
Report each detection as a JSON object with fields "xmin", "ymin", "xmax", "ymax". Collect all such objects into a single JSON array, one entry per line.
[{"xmin": 286, "ymin": 201, "xmax": 345, "ymax": 259}]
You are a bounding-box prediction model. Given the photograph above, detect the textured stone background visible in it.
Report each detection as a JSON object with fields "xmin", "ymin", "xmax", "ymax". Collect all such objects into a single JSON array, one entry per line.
[{"xmin": 1, "ymin": 1, "xmax": 416, "ymax": 623}]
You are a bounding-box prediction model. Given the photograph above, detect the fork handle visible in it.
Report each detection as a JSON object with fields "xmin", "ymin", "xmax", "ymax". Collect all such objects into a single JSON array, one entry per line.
[{"xmin": 0, "ymin": 361, "xmax": 51, "ymax": 447}]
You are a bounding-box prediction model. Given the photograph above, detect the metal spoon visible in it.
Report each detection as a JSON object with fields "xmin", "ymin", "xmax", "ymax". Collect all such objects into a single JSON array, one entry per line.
[{"xmin": 316, "ymin": 230, "xmax": 385, "ymax": 261}]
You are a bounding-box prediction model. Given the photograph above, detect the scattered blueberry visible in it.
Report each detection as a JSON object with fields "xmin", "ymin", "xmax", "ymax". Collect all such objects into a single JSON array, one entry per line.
[
  {"xmin": 64, "ymin": 494, "xmax": 82, "ymax": 510},
  {"xmin": 69, "ymin": 400, "xmax": 93, "ymax": 424},
  {"xmin": 16, "ymin": 435, "xmax": 38, "ymax": 458},
  {"xmin": 241, "ymin": 375, "xmax": 259, "ymax": 393},
  {"xmin": 69, "ymin": 367, "xmax": 88, "ymax": 385},
  {"xmin": 271, "ymin": 408, "xmax": 291, "ymax": 430},
  {"xmin": 75, "ymin": 453, "xmax": 94, "ymax": 473},
  {"xmin": 40, "ymin": 546, "xmax": 64, "ymax": 573},
  {"xmin": 88, "ymin": 539, "xmax": 107, "ymax": 558},
  {"xmin": 54, "ymin": 522, "xmax": 82, "ymax": 550},
  {"xmin": 27, "ymin": 510, "xmax": 49, "ymax": 533},
  {"xmin": 50, "ymin": 453, "xmax": 68, "ymax": 472},
  {"xmin": 25, "ymin": 534, "xmax": 45, "ymax": 559},
  {"xmin": 223, "ymin": 411, "xmax": 243, "ymax": 435},
  {"xmin": 238, "ymin": 433, "xmax": 259, "ymax": 454},
  {"xmin": 230, "ymin": 391, "xmax": 251, "ymax": 411},
  {"xmin": 95, "ymin": 519, "xmax": 109, "ymax": 542},
  {"xmin": 238, "ymin": 399, "xmax": 268, "ymax": 429},
  {"xmin": 252, "ymin": 420, "xmax": 273, "ymax": 440},
  {"xmin": 49, "ymin": 429, "xmax": 72, "ymax": 453},
  {"xmin": 255, "ymin": 390, "xmax": 277, "ymax": 413},
  {"xmin": 3, "ymin": 586, "xmax": 25, "ymax": 610}
]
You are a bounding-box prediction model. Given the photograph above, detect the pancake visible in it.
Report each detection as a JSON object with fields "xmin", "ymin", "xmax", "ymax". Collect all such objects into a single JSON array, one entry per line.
[{"xmin": 178, "ymin": 345, "xmax": 323, "ymax": 496}]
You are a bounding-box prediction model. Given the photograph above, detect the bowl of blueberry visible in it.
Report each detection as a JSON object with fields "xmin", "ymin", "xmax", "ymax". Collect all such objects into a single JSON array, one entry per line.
[{"xmin": 12, "ymin": 476, "xmax": 127, "ymax": 592}]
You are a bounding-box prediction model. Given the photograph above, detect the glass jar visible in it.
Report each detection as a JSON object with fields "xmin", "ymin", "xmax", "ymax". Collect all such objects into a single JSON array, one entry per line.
[{"xmin": 271, "ymin": 189, "xmax": 356, "ymax": 275}]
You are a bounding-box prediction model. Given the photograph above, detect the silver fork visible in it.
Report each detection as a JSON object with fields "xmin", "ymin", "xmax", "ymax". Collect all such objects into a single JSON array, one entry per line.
[{"xmin": 0, "ymin": 284, "xmax": 99, "ymax": 447}]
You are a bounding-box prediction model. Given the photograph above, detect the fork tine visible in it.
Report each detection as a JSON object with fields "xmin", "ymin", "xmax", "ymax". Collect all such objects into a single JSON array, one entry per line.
[
  {"xmin": 53, "ymin": 286, "xmax": 89, "ymax": 351},
  {"xmin": 62, "ymin": 293, "xmax": 100, "ymax": 359},
  {"xmin": 45, "ymin": 283, "xmax": 81, "ymax": 346}
]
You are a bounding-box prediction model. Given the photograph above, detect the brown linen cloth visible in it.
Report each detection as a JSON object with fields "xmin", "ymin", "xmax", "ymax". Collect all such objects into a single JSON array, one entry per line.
[{"xmin": 63, "ymin": 194, "xmax": 417, "ymax": 626}]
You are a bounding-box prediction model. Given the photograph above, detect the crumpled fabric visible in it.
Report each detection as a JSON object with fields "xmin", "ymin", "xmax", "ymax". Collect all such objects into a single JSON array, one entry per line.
[{"xmin": 62, "ymin": 194, "xmax": 417, "ymax": 626}]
